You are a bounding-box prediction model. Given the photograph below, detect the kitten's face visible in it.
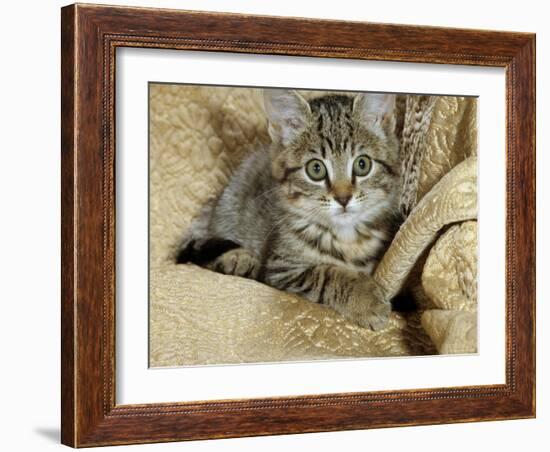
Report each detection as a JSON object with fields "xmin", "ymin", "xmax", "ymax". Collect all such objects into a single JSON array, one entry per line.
[{"xmin": 264, "ymin": 90, "xmax": 400, "ymax": 236}]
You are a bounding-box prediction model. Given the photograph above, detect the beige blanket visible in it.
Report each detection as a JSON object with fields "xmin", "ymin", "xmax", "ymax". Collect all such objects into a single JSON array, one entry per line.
[{"xmin": 149, "ymin": 85, "xmax": 477, "ymax": 366}]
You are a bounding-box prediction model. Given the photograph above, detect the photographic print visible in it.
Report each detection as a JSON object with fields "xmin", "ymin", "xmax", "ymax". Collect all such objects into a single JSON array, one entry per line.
[
  {"xmin": 148, "ymin": 84, "xmax": 478, "ymax": 367},
  {"xmin": 61, "ymin": 4, "xmax": 535, "ymax": 445}
]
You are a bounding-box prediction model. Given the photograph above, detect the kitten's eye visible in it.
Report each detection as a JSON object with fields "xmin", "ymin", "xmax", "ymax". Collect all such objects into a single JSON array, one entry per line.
[
  {"xmin": 305, "ymin": 159, "xmax": 327, "ymax": 181},
  {"xmin": 353, "ymin": 155, "xmax": 372, "ymax": 177}
]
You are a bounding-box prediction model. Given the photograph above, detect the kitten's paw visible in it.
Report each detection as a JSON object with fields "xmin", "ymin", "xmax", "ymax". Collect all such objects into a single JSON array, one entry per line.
[
  {"xmin": 358, "ymin": 298, "xmax": 391, "ymax": 331},
  {"xmin": 210, "ymin": 248, "xmax": 260, "ymax": 280},
  {"xmin": 340, "ymin": 279, "xmax": 391, "ymax": 331}
]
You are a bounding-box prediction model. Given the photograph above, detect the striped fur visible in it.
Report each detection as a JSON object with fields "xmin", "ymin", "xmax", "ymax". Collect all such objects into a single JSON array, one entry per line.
[{"xmin": 179, "ymin": 90, "xmax": 402, "ymax": 330}]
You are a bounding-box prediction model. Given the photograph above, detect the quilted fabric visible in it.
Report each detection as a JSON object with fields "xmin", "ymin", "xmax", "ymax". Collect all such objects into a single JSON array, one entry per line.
[
  {"xmin": 419, "ymin": 221, "xmax": 478, "ymax": 353},
  {"xmin": 148, "ymin": 84, "xmax": 477, "ymax": 366},
  {"xmin": 149, "ymin": 266, "xmax": 427, "ymax": 366},
  {"xmin": 417, "ymin": 96, "xmax": 477, "ymax": 200},
  {"xmin": 422, "ymin": 221, "xmax": 478, "ymax": 312},
  {"xmin": 375, "ymin": 156, "xmax": 477, "ymax": 295}
]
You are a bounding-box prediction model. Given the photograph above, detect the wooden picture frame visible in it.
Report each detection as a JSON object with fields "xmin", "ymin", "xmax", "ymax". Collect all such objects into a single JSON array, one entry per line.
[{"xmin": 61, "ymin": 3, "xmax": 535, "ymax": 447}]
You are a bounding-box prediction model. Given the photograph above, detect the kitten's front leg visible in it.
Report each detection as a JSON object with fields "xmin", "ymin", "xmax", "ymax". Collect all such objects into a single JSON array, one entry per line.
[
  {"xmin": 328, "ymin": 271, "xmax": 391, "ymax": 331},
  {"xmin": 265, "ymin": 264, "xmax": 390, "ymax": 331}
]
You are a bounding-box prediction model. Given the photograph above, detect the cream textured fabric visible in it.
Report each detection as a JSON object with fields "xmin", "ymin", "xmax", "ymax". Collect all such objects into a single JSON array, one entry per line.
[
  {"xmin": 419, "ymin": 221, "xmax": 478, "ymax": 354},
  {"xmin": 380, "ymin": 95, "xmax": 478, "ymax": 354},
  {"xmin": 149, "ymin": 266, "xmax": 426, "ymax": 366},
  {"xmin": 422, "ymin": 221, "xmax": 478, "ymax": 312},
  {"xmin": 374, "ymin": 157, "xmax": 477, "ymax": 300},
  {"xmin": 374, "ymin": 160, "xmax": 478, "ymax": 354},
  {"xmin": 148, "ymin": 85, "xmax": 477, "ymax": 366}
]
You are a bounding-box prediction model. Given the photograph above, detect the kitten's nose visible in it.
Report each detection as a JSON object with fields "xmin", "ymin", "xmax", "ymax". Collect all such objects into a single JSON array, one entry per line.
[{"xmin": 335, "ymin": 194, "xmax": 352, "ymax": 207}]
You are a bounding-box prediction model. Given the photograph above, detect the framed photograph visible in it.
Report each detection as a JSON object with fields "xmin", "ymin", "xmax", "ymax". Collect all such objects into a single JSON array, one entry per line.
[{"xmin": 61, "ymin": 3, "xmax": 535, "ymax": 447}]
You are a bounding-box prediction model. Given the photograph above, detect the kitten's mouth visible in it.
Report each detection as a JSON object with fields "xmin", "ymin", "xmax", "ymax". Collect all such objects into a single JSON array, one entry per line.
[
  {"xmin": 331, "ymin": 208, "xmax": 356, "ymax": 223},
  {"xmin": 335, "ymin": 206, "xmax": 354, "ymax": 216}
]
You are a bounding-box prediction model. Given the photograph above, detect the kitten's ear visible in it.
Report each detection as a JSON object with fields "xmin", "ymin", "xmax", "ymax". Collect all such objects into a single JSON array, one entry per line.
[
  {"xmin": 353, "ymin": 93, "xmax": 396, "ymax": 135},
  {"xmin": 263, "ymin": 89, "xmax": 311, "ymax": 146}
]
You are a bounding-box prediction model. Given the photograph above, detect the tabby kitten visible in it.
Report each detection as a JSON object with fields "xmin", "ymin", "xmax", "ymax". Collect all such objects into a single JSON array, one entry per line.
[{"xmin": 178, "ymin": 89, "xmax": 401, "ymax": 330}]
